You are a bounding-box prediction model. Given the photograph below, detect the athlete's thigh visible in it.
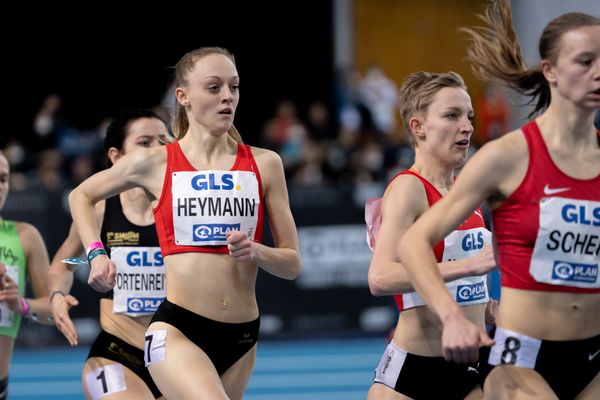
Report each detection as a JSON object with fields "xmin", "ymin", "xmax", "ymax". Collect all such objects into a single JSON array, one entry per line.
[
  {"xmin": 367, "ymin": 383, "xmax": 413, "ymax": 400},
  {"xmin": 82, "ymin": 357, "xmax": 154, "ymax": 400},
  {"xmin": 220, "ymin": 344, "xmax": 257, "ymax": 400},
  {"xmin": 483, "ymin": 365, "xmax": 558, "ymax": 400},
  {"xmin": 576, "ymin": 371, "xmax": 600, "ymax": 400},
  {"xmin": 146, "ymin": 321, "xmax": 228, "ymax": 400}
]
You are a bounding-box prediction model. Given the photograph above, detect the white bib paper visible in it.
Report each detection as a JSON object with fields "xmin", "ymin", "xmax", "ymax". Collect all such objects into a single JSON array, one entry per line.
[
  {"xmin": 172, "ymin": 170, "xmax": 260, "ymax": 246},
  {"xmin": 402, "ymin": 228, "xmax": 492, "ymax": 309},
  {"xmin": 0, "ymin": 265, "xmax": 20, "ymax": 327},
  {"xmin": 111, "ymin": 246, "xmax": 165, "ymax": 316},
  {"xmin": 530, "ymin": 197, "xmax": 600, "ymax": 288}
]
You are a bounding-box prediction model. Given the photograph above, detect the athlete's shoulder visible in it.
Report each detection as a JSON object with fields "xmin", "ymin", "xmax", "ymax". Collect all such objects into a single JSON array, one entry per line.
[
  {"xmin": 247, "ymin": 146, "xmax": 282, "ymax": 167},
  {"xmin": 14, "ymin": 221, "xmax": 44, "ymax": 245},
  {"xmin": 474, "ymin": 129, "xmax": 527, "ymax": 169}
]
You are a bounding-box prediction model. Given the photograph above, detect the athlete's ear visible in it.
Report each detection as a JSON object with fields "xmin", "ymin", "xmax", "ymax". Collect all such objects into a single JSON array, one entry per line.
[
  {"xmin": 540, "ymin": 59, "xmax": 557, "ymax": 84},
  {"xmin": 409, "ymin": 117, "xmax": 425, "ymax": 140},
  {"xmin": 107, "ymin": 147, "xmax": 121, "ymax": 165},
  {"xmin": 175, "ymin": 87, "xmax": 190, "ymax": 107}
]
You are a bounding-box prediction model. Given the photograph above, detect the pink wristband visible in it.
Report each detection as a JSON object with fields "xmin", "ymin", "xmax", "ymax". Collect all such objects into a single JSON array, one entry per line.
[
  {"xmin": 86, "ymin": 241, "xmax": 104, "ymax": 256},
  {"xmin": 19, "ymin": 297, "xmax": 29, "ymax": 316}
]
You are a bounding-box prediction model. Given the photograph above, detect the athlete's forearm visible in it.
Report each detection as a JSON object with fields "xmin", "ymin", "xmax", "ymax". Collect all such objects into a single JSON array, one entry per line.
[{"xmin": 252, "ymin": 243, "xmax": 301, "ymax": 280}]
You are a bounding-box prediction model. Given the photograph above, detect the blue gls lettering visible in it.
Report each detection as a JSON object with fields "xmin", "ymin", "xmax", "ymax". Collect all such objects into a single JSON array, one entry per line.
[
  {"xmin": 126, "ymin": 251, "xmax": 164, "ymax": 267},
  {"xmin": 462, "ymin": 232, "xmax": 484, "ymax": 251},
  {"xmin": 561, "ymin": 204, "xmax": 600, "ymax": 226},
  {"xmin": 191, "ymin": 173, "xmax": 234, "ymax": 191}
]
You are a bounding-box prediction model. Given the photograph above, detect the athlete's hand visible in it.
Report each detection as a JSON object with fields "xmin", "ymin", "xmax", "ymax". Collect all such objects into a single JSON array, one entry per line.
[
  {"xmin": 88, "ymin": 254, "xmax": 116, "ymax": 293},
  {"xmin": 0, "ymin": 274, "xmax": 21, "ymax": 313},
  {"xmin": 442, "ymin": 312, "xmax": 495, "ymax": 364},
  {"xmin": 51, "ymin": 292, "xmax": 80, "ymax": 346},
  {"xmin": 227, "ymin": 231, "xmax": 255, "ymax": 262},
  {"xmin": 469, "ymin": 246, "xmax": 497, "ymax": 275},
  {"xmin": 485, "ymin": 299, "xmax": 499, "ymax": 325}
]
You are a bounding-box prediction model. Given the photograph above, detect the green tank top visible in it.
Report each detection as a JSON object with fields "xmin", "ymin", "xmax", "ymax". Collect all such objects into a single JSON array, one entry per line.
[{"xmin": 0, "ymin": 220, "xmax": 27, "ymax": 338}]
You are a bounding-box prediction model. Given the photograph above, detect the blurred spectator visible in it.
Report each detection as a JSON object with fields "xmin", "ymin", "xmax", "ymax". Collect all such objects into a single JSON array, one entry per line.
[
  {"xmin": 292, "ymin": 139, "xmax": 327, "ymax": 187},
  {"xmin": 336, "ymin": 66, "xmax": 372, "ymax": 132},
  {"xmin": 34, "ymin": 149, "xmax": 66, "ymax": 192},
  {"xmin": 359, "ymin": 66, "xmax": 398, "ymax": 135},
  {"xmin": 305, "ymin": 101, "xmax": 334, "ymax": 140},
  {"xmin": 262, "ymin": 99, "xmax": 308, "ymax": 174},
  {"xmin": 476, "ymin": 83, "xmax": 509, "ymax": 143},
  {"xmin": 33, "ymin": 94, "xmax": 66, "ymax": 152}
]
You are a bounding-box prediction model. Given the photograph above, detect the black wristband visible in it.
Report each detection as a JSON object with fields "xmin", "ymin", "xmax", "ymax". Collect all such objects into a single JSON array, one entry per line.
[{"xmin": 50, "ymin": 290, "xmax": 65, "ymax": 303}]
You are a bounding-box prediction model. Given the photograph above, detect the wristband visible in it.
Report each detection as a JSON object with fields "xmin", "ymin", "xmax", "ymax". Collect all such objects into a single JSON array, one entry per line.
[
  {"xmin": 19, "ymin": 297, "xmax": 29, "ymax": 316},
  {"xmin": 87, "ymin": 248, "xmax": 108, "ymax": 264},
  {"xmin": 50, "ymin": 290, "xmax": 65, "ymax": 303},
  {"xmin": 86, "ymin": 241, "xmax": 104, "ymax": 256}
]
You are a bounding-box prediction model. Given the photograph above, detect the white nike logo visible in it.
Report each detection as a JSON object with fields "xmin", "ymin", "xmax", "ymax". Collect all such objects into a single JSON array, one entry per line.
[
  {"xmin": 543, "ymin": 184, "xmax": 571, "ymax": 196},
  {"xmin": 589, "ymin": 348, "xmax": 600, "ymax": 361},
  {"xmin": 467, "ymin": 366, "xmax": 478, "ymax": 373}
]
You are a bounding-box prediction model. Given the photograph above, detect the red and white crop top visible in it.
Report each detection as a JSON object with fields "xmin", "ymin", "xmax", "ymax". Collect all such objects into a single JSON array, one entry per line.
[
  {"xmin": 492, "ymin": 120, "xmax": 600, "ymax": 293},
  {"xmin": 366, "ymin": 169, "xmax": 492, "ymax": 312},
  {"xmin": 153, "ymin": 141, "xmax": 264, "ymax": 257}
]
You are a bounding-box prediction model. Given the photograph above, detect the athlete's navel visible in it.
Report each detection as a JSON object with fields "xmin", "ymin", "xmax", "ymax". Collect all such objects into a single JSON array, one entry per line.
[{"xmin": 220, "ymin": 298, "xmax": 229, "ymax": 310}]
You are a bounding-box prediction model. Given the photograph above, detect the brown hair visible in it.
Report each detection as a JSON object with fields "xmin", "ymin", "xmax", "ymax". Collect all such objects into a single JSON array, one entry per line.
[
  {"xmin": 461, "ymin": 0, "xmax": 599, "ymax": 118},
  {"xmin": 172, "ymin": 47, "xmax": 243, "ymax": 143},
  {"xmin": 398, "ymin": 71, "xmax": 467, "ymax": 147}
]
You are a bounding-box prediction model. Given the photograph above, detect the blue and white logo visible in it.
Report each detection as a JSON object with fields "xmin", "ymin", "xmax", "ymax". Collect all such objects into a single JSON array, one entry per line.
[
  {"xmin": 456, "ymin": 281, "xmax": 487, "ymax": 303},
  {"xmin": 192, "ymin": 223, "xmax": 240, "ymax": 242},
  {"xmin": 127, "ymin": 297, "xmax": 164, "ymax": 313},
  {"xmin": 191, "ymin": 173, "xmax": 234, "ymax": 191},
  {"xmin": 552, "ymin": 261, "xmax": 598, "ymax": 283},
  {"xmin": 126, "ymin": 250, "xmax": 163, "ymax": 267}
]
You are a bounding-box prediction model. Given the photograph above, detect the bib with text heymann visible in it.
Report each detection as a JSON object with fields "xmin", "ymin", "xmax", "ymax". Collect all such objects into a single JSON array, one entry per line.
[
  {"xmin": 401, "ymin": 228, "xmax": 492, "ymax": 309},
  {"xmin": 110, "ymin": 246, "xmax": 166, "ymax": 316},
  {"xmin": 530, "ymin": 197, "xmax": 600, "ymax": 288},
  {"xmin": 172, "ymin": 170, "xmax": 260, "ymax": 246}
]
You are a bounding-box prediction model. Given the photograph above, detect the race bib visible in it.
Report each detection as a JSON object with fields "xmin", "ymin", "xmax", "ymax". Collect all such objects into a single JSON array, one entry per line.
[
  {"xmin": 110, "ymin": 246, "xmax": 165, "ymax": 316},
  {"xmin": 0, "ymin": 265, "xmax": 20, "ymax": 327},
  {"xmin": 172, "ymin": 170, "xmax": 260, "ymax": 246},
  {"xmin": 402, "ymin": 228, "xmax": 491, "ymax": 309},
  {"xmin": 530, "ymin": 197, "xmax": 600, "ymax": 288}
]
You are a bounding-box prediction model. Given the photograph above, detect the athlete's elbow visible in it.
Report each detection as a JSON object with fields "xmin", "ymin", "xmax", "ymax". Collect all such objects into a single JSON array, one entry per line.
[
  {"xmin": 286, "ymin": 259, "xmax": 302, "ymax": 280},
  {"xmin": 368, "ymin": 271, "xmax": 387, "ymax": 297}
]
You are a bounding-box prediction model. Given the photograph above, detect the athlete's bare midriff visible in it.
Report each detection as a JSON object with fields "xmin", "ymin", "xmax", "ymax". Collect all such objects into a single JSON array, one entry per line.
[
  {"xmin": 99, "ymin": 299, "xmax": 152, "ymax": 350},
  {"xmin": 496, "ymin": 287, "xmax": 600, "ymax": 340},
  {"xmin": 393, "ymin": 303, "xmax": 486, "ymax": 357},
  {"xmin": 162, "ymin": 252, "xmax": 259, "ymax": 323}
]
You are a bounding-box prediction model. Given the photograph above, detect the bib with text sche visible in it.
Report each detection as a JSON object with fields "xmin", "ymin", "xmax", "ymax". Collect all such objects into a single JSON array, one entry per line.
[{"xmin": 530, "ymin": 197, "xmax": 600, "ymax": 288}]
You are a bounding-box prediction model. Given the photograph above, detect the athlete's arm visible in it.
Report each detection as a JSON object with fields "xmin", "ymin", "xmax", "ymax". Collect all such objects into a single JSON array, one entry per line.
[
  {"xmin": 400, "ymin": 135, "xmax": 524, "ymax": 363},
  {"xmin": 48, "ymin": 202, "xmax": 104, "ymax": 345},
  {"xmin": 19, "ymin": 222, "xmax": 53, "ymax": 325},
  {"xmin": 369, "ymin": 175, "xmax": 496, "ymax": 296},
  {"xmin": 69, "ymin": 146, "xmax": 165, "ymax": 292},
  {"xmin": 228, "ymin": 148, "xmax": 301, "ymax": 280}
]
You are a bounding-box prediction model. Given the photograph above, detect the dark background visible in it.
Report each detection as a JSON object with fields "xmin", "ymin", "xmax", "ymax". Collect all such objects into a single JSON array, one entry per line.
[{"xmin": 5, "ymin": 3, "xmax": 334, "ymax": 147}]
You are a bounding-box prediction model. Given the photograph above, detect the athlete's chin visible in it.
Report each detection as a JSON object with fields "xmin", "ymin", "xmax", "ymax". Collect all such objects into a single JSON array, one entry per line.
[{"xmin": 451, "ymin": 154, "xmax": 468, "ymax": 169}]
